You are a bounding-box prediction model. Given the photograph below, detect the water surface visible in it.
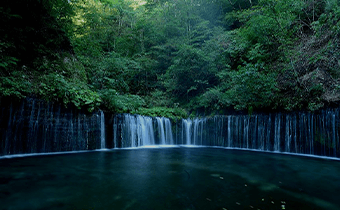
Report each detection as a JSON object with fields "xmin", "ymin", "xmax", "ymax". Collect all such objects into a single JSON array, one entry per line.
[{"xmin": 1, "ymin": 147, "xmax": 340, "ymax": 210}]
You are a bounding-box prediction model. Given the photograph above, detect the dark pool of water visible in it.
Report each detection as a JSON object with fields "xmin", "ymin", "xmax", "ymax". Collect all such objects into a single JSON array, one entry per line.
[{"xmin": 1, "ymin": 147, "xmax": 340, "ymax": 210}]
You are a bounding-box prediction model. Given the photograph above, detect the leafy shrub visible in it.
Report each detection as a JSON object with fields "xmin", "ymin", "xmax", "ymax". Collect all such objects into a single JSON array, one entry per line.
[
  {"xmin": 100, "ymin": 89, "xmax": 145, "ymax": 113},
  {"xmin": 38, "ymin": 73, "xmax": 101, "ymax": 112},
  {"xmin": 0, "ymin": 73, "xmax": 31, "ymax": 98},
  {"xmin": 133, "ymin": 107, "xmax": 188, "ymax": 120},
  {"xmin": 225, "ymin": 64, "xmax": 278, "ymax": 111}
]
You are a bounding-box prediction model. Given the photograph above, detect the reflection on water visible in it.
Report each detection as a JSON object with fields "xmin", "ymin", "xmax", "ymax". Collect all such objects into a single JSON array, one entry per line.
[{"xmin": 0, "ymin": 147, "xmax": 340, "ymax": 210}]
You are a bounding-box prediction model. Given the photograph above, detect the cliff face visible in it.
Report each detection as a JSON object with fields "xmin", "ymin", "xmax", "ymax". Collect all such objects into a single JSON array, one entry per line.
[{"xmin": 277, "ymin": 29, "xmax": 340, "ymax": 110}]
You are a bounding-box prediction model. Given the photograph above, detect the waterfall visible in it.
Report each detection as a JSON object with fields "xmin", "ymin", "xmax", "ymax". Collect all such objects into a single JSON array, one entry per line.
[
  {"xmin": 111, "ymin": 114, "xmax": 177, "ymax": 146},
  {"xmin": 243, "ymin": 117, "xmax": 249, "ymax": 149},
  {"xmin": 332, "ymin": 113, "xmax": 336, "ymax": 155},
  {"xmin": 106, "ymin": 111, "xmax": 339, "ymax": 158},
  {"xmin": 182, "ymin": 119, "xmax": 192, "ymax": 145},
  {"xmin": 0, "ymin": 98, "xmax": 102, "ymax": 156},
  {"xmin": 123, "ymin": 115, "xmax": 137, "ymax": 147},
  {"xmin": 1, "ymin": 97, "xmax": 340, "ymax": 159},
  {"xmin": 137, "ymin": 115, "xmax": 155, "ymax": 146},
  {"xmin": 164, "ymin": 118, "xmax": 174, "ymax": 144},
  {"xmin": 113, "ymin": 114, "xmax": 156, "ymax": 147},
  {"xmin": 227, "ymin": 116, "xmax": 231, "ymax": 147},
  {"xmin": 156, "ymin": 117, "xmax": 166, "ymax": 144},
  {"xmin": 193, "ymin": 118, "xmax": 205, "ymax": 145},
  {"xmin": 113, "ymin": 116, "xmax": 118, "ymax": 148},
  {"xmin": 274, "ymin": 114, "xmax": 281, "ymax": 152},
  {"xmin": 100, "ymin": 110, "xmax": 105, "ymax": 149},
  {"xmin": 285, "ymin": 115, "xmax": 291, "ymax": 153}
]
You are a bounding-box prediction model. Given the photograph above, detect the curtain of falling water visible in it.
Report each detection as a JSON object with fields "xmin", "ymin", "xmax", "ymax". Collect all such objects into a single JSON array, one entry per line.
[
  {"xmin": 1, "ymin": 97, "xmax": 339, "ymax": 159},
  {"xmin": 109, "ymin": 110, "xmax": 340, "ymax": 158},
  {"xmin": 0, "ymin": 98, "xmax": 102, "ymax": 156}
]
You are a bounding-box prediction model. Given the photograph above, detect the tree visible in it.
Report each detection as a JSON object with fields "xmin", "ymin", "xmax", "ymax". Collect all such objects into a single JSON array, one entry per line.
[{"xmin": 163, "ymin": 44, "xmax": 218, "ymax": 103}]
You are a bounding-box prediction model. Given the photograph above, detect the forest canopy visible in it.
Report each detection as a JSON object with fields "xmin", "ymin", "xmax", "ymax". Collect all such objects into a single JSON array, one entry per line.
[{"xmin": 1, "ymin": 0, "xmax": 340, "ymax": 117}]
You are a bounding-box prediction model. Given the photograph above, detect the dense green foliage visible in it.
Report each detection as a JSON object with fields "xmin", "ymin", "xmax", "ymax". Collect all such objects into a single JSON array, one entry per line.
[
  {"xmin": 1, "ymin": 0, "xmax": 340, "ymax": 116},
  {"xmin": 0, "ymin": 0, "xmax": 101, "ymax": 111}
]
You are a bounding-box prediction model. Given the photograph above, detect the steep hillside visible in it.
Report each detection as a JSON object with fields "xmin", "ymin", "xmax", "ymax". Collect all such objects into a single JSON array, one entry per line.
[{"xmin": 277, "ymin": 7, "xmax": 340, "ymax": 111}]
